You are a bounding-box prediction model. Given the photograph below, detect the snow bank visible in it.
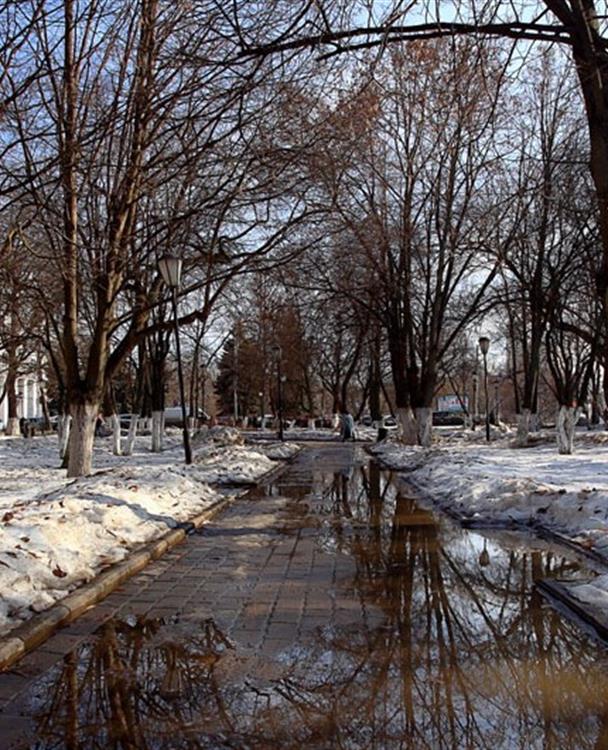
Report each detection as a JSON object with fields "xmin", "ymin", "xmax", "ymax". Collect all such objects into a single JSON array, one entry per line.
[
  {"xmin": 370, "ymin": 441, "xmax": 608, "ymax": 554},
  {"xmin": 250, "ymin": 441, "xmax": 300, "ymax": 461},
  {"xmin": 0, "ymin": 432, "xmax": 284, "ymax": 636}
]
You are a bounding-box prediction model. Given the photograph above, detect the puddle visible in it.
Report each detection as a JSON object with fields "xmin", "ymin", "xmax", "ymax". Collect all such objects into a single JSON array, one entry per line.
[{"xmin": 5, "ymin": 446, "xmax": 608, "ymax": 749}]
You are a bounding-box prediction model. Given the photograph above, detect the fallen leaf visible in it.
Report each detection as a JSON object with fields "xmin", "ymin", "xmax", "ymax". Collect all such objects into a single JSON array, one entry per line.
[
  {"xmin": 52, "ymin": 566, "xmax": 67, "ymax": 578},
  {"xmin": 2, "ymin": 512, "xmax": 13, "ymax": 523}
]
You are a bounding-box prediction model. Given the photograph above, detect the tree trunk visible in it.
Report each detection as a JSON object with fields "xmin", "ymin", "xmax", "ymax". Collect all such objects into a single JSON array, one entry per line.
[
  {"xmin": 369, "ymin": 351, "xmax": 382, "ymax": 423},
  {"xmin": 111, "ymin": 413, "xmax": 122, "ymax": 455},
  {"xmin": 124, "ymin": 414, "xmax": 139, "ymax": 456},
  {"xmin": 67, "ymin": 402, "xmax": 97, "ymax": 477},
  {"xmin": 530, "ymin": 412, "xmax": 540, "ymax": 432},
  {"xmin": 414, "ymin": 407, "xmax": 432, "ymax": 447},
  {"xmin": 6, "ymin": 417, "xmax": 20, "ymax": 436},
  {"xmin": 151, "ymin": 410, "xmax": 163, "ymax": 452},
  {"xmin": 58, "ymin": 414, "xmax": 71, "ymax": 459},
  {"xmin": 5, "ymin": 369, "xmax": 19, "ymax": 436},
  {"xmin": 396, "ymin": 406, "xmax": 417, "ymax": 445},
  {"xmin": 556, "ymin": 405, "xmax": 580, "ymax": 455},
  {"xmin": 40, "ymin": 386, "xmax": 51, "ymax": 432},
  {"xmin": 516, "ymin": 408, "xmax": 532, "ymax": 447}
]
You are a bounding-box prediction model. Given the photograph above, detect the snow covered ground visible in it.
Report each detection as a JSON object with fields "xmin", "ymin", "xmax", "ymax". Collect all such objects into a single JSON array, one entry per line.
[
  {"xmin": 370, "ymin": 437, "xmax": 608, "ymax": 542},
  {"xmin": 370, "ymin": 434, "xmax": 608, "ymax": 614},
  {"xmin": 252, "ymin": 425, "xmax": 379, "ymax": 442},
  {"xmin": 0, "ymin": 429, "xmax": 297, "ymax": 637}
]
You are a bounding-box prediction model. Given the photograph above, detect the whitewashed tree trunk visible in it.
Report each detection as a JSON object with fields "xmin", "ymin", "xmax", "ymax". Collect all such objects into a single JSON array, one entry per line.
[
  {"xmin": 151, "ymin": 410, "xmax": 163, "ymax": 452},
  {"xmin": 415, "ymin": 407, "xmax": 433, "ymax": 447},
  {"xmin": 111, "ymin": 413, "xmax": 122, "ymax": 455},
  {"xmin": 599, "ymin": 389, "xmax": 607, "ymax": 427},
  {"xmin": 5, "ymin": 417, "xmax": 20, "ymax": 436},
  {"xmin": 516, "ymin": 408, "xmax": 532, "ymax": 447},
  {"xmin": 308, "ymin": 417, "xmax": 315, "ymax": 429},
  {"xmin": 58, "ymin": 415, "xmax": 71, "ymax": 459},
  {"xmin": 396, "ymin": 407, "xmax": 417, "ymax": 445},
  {"xmin": 123, "ymin": 414, "xmax": 138, "ymax": 456},
  {"xmin": 556, "ymin": 405, "xmax": 580, "ymax": 455},
  {"xmin": 332, "ymin": 413, "xmax": 340, "ymax": 430},
  {"xmin": 67, "ymin": 402, "xmax": 97, "ymax": 477}
]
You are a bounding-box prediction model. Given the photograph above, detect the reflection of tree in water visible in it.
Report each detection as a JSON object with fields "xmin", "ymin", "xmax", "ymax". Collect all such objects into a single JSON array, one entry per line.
[
  {"xmin": 28, "ymin": 463, "xmax": 608, "ymax": 749},
  {"xmin": 314, "ymin": 462, "xmax": 608, "ymax": 749}
]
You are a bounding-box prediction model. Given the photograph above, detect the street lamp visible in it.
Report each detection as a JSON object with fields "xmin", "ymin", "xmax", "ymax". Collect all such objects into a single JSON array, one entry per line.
[
  {"xmin": 478, "ymin": 335, "xmax": 491, "ymax": 442},
  {"xmin": 233, "ymin": 336, "xmax": 239, "ymax": 426},
  {"xmin": 471, "ymin": 371, "xmax": 479, "ymax": 431},
  {"xmin": 158, "ymin": 255, "xmax": 192, "ymax": 465},
  {"xmin": 272, "ymin": 344, "xmax": 284, "ymax": 441}
]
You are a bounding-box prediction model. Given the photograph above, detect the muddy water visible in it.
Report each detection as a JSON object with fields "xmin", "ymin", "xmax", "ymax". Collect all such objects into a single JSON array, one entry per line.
[{"xmin": 7, "ymin": 446, "xmax": 608, "ymax": 749}]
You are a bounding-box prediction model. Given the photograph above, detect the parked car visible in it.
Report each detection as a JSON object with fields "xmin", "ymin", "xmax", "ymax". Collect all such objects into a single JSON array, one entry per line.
[
  {"xmin": 432, "ymin": 411, "xmax": 465, "ymax": 426},
  {"xmin": 164, "ymin": 407, "xmax": 209, "ymax": 426}
]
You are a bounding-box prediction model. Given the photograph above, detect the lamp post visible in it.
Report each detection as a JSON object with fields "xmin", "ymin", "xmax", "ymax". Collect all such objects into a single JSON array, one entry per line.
[
  {"xmin": 478, "ymin": 336, "xmax": 491, "ymax": 442},
  {"xmin": 158, "ymin": 255, "xmax": 192, "ymax": 465},
  {"xmin": 232, "ymin": 336, "xmax": 239, "ymax": 426},
  {"xmin": 258, "ymin": 391, "xmax": 264, "ymax": 429},
  {"xmin": 272, "ymin": 344, "xmax": 284, "ymax": 441},
  {"xmin": 471, "ymin": 371, "xmax": 479, "ymax": 431}
]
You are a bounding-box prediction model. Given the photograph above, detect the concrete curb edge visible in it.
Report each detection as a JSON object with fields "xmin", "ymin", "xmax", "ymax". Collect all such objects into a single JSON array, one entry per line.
[
  {"xmin": 0, "ymin": 450, "xmax": 296, "ymax": 673},
  {"xmin": 369, "ymin": 445, "xmax": 608, "ymax": 636}
]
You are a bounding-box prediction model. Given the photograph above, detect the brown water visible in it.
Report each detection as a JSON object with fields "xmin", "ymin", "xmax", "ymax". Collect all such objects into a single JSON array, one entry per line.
[{"xmin": 5, "ymin": 446, "xmax": 608, "ymax": 749}]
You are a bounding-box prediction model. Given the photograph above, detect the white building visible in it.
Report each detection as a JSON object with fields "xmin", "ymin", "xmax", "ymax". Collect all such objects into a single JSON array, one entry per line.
[{"xmin": 0, "ymin": 376, "xmax": 43, "ymax": 429}]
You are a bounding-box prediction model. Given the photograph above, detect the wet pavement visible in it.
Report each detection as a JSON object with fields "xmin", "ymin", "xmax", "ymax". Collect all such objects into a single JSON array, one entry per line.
[{"xmin": 1, "ymin": 444, "xmax": 608, "ymax": 748}]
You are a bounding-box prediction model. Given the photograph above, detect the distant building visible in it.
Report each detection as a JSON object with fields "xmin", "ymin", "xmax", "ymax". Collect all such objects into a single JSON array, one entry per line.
[{"xmin": 0, "ymin": 376, "xmax": 43, "ymax": 429}]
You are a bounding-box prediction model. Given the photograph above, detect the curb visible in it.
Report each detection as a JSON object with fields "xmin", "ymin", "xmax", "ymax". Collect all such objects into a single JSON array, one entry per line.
[
  {"xmin": 369, "ymin": 447, "xmax": 608, "ymax": 567},
  {"xmin": 0, "ymin": 453, "xmax": 295, "ymax": 673},
  {"xmin": 537, "ymin": 579, "xmax": 608, "ymax": 641},
  {"xmin": 370, "ymin": 447, "xmax": 608, "ymax": 636}
]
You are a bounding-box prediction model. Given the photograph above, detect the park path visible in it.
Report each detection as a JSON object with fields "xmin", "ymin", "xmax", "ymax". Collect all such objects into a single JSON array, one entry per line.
[
  {"xmin": 0, "ymin": 443, "xmax": 377, "ymax": 748},
  {"xmin": 1, "ymin": 443, "xmax": 608, "ymax": 749}
]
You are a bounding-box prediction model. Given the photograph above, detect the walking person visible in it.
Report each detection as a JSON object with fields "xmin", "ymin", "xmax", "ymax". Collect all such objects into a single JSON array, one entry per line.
[{"xmin": 341, "ymin": 411, "xmax": 355, "ymax": 442}]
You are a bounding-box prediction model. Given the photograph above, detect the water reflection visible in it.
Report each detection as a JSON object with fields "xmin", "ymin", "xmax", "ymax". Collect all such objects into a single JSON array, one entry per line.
[{"xmin": 11, "ymin": 454, "xmax": 608, "ymax": 749}]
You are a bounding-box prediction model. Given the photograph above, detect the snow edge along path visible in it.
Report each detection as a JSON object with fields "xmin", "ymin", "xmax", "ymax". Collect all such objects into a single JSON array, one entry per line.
[
  {"xmin": 0, "ymin": 444, "xmax": 300, "ymax": 672},
  {"xmin": 367, "ymin": 441, "xmax": 608, "ymax": 550},
  {"xmin": 368, "ymin": 440, "xmax": 608, "ymax": 634}
]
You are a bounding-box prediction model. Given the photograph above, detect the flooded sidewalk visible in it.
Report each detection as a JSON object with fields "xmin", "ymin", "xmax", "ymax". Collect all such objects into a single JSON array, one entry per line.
[{"xmin": 2, "ymin": 444, "xmax": 608, "ymax": 748}]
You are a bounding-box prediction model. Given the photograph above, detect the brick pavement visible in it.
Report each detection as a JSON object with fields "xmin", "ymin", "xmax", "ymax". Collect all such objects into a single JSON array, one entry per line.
[
  {"xmin": 1, "ymin": 444, "xmax": 608, "ymax": 749},
  {"xmin": 0, "ymin": 443, "xmax": 390, "ymax": 748}
]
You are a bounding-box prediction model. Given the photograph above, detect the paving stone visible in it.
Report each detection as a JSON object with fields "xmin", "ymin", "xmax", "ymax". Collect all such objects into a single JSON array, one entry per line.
[
  {"xmin": 0, "ymin": 673, "xmax": 31, "ymax": 702},
  {"xmin": 0, "ymin": 444, "xmax": 376, "ymax": 746}
]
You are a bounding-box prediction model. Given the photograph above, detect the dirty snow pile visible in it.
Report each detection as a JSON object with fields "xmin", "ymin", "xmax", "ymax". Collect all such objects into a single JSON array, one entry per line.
[
  {"xmin": 0, "ymin": 428, "xmax": 285, "ymax": 636},
  {"xmin": 251, "ymin": 441, "xmax": 301, "ymax": 461},
  {"xmin": 370, "ymin": 440, "xmax": 608, "ymax": 555}
]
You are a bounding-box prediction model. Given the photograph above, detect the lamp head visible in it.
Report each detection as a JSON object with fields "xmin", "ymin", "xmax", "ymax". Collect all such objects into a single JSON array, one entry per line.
[
  {"xmin": 158, "ymin": 255, "xmax": 183, "ymax": 289},
  {"xmin": 478, "ymin": 336, "xmax": 490, "ymax": 355}
]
